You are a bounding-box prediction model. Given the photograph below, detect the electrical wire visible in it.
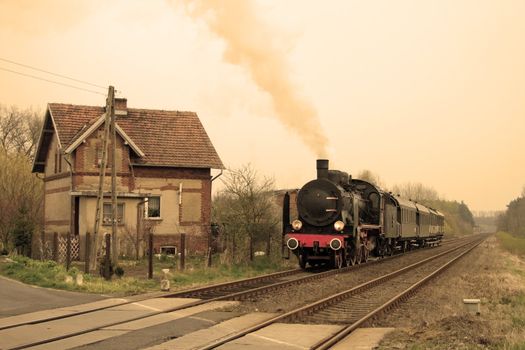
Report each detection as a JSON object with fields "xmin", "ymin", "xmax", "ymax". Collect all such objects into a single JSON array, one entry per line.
[
  {"xmin": 0, "ymin": 57, "xmax": 107, "ymax": 90},
  {"xmin": 0, "ymin": 66, "xmax": 106, "ymax": 96}
]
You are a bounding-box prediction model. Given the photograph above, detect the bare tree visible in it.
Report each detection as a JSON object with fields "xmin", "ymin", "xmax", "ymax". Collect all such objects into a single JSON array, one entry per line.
[
  {"xmin": 0, "ymin": 150, "xmax": 43, "ymax": 252},
  {"xmin": 0, "ymin": 105, "xmax": 42, "ymax": 159},
  {"xmin": 0, "ymin": 105, "xmax": 44, "ymax": 253},
  {"xmin": 212, "ymin": 164, "xmax": 279, "ymax": 263},
  {"xmin": 391, "ymin": 182, "xmax": 439, "ymax": 203}
]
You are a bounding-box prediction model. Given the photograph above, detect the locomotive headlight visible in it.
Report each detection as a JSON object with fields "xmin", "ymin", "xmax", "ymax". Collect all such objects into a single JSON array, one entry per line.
[
  {"xmin": 334, "ymin": 220, "xmax": 345, "ymax": 232},
  {"xmin": 286, "ymin": 238, "xmax": 299, "ymax": 250},
  {"xmin": 292, "ymin": 219, "xmax": 303, "ymax": 231},
  {"xmin": 329, "ymin": 238, "xmax": 342, "ymax": 251}
]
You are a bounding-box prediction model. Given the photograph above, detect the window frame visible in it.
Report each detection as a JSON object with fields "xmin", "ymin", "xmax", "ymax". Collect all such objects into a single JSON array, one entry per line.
[
  {"xmin": 102, "ymin": 202, "xmax": 125, "ymax": 226},
  {"xmin": 145, "ymin": 196, "xmax": 161, "ymax": 219}
]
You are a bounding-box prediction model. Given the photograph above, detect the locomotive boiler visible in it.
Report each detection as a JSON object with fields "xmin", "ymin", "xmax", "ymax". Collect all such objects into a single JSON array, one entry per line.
[{"xmin": 282, "ymin": 159, "xmax": 444, "ymax": 269}]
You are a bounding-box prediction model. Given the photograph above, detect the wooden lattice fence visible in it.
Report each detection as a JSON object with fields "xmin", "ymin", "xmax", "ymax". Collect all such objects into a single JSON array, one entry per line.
[
  {"xmin": 33, "ymin": 232, "xmax": 81, "ymax": 262},
  {"xmin": 58, "ymin": 235, "xmax": 80, "ymax": 262}
]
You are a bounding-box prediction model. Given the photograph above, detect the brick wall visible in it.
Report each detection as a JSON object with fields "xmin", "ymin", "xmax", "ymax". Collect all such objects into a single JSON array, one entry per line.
[{"xmin": 133, "ymin": 167, "xmax": 210, "ymax": 180}]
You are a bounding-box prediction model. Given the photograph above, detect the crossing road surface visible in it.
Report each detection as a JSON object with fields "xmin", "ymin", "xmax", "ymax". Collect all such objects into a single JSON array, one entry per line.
[{"xmin": 0, "ymin": 275, "xmax": 106, "ymax": 317}]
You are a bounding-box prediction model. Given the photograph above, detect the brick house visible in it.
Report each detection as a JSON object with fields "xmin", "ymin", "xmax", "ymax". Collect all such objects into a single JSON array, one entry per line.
[{"xmin": 32, "ymin": 98, "xmax": 224, "ymax": 258}]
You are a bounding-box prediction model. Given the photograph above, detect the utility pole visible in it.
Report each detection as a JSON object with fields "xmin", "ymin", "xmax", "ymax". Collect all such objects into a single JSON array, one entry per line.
[
  {"xmin": 110, "ymin": 90, "xmax": 118, "ymax": 266},
  {"xmin": 90, "ymin": 86, "xmax": 114, "ymax": 272}
]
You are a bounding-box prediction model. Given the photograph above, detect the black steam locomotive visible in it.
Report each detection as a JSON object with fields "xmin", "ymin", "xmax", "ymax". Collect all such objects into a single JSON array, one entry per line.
[{"xmin": 282, "ymin": 159, "xmax": 444, "ymax": 269}]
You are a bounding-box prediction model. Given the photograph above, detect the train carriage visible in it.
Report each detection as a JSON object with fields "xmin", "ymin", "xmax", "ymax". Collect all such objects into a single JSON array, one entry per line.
[{"xmin": 416, "ymin": 203, "xmax": 431, "ymax": 237}]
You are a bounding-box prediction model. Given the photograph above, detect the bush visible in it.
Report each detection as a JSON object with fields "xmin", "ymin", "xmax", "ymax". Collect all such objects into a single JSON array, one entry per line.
[{"xmin": 114, "ymin": 266, "xmax": 125, "ymax": 278}]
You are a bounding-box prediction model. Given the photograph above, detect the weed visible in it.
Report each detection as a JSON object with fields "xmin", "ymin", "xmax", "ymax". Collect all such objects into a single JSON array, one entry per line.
[
  {"xmin": 0, "ymin": 254, "xmax": 292, "ymax": 295},
  {"xmin": 497, "ymin": 232, "xmax": 525, "ymax": 256}
]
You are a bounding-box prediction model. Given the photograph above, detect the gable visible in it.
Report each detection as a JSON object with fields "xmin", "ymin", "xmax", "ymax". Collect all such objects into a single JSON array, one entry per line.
[
  {"xmin": 63, "ymin": 113, "xmax": 145, "ymax": 158},
  {"xmin": 32, "ymin": 109, "xmax": 57, "ymax": 173},
  {"xmin": 32, "ymin": 102, "xmax": 224, "ymax": 173}
]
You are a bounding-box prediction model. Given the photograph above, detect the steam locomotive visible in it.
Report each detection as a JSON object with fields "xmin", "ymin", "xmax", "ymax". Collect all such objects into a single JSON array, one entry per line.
[{"xmin": 282, "ymin": 159, "xmax": 444, "ymax": 269}]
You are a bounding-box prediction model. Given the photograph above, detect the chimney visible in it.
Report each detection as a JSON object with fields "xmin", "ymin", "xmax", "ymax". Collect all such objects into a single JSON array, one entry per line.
[
  {"xmin": 114, "ymin": 98, "xmax": 128, "ymax": 116},
  {"xmin": 316, "ymin": 159, "xmax": 329, "ymax": 179}
]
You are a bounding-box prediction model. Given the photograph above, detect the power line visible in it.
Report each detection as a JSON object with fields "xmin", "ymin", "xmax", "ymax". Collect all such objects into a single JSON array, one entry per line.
[
  {"xmin": 0, "ymin": 67, "xmax": 106, "ymax": 96},
  {"xmin": 0, "ymin": 57, "xmax": 107, "ymax": 90}
]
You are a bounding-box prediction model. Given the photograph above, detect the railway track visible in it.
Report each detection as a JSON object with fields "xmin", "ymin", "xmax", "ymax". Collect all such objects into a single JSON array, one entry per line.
[
  {"xmin": 0, "ymin": 236, "xmax": 471, "ymax": 349},
  {"xmin": 194, "ymin": 234, "xmax": 485, "ymax": 350},
  {"xmin": 1, "ymin": 236, "xmax": 462, "ymax": 332}
]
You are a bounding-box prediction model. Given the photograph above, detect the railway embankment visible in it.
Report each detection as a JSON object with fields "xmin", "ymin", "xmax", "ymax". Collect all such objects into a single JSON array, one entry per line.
[{"xmin": 375, "ymin": 235, "xmax": 525, "ymax": 349}]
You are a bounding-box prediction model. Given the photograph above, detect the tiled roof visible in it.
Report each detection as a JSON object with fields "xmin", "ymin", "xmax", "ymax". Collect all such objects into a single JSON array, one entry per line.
[{"xmin": 48, "ymin": 103, "xmax": 224, "ymax": 169}]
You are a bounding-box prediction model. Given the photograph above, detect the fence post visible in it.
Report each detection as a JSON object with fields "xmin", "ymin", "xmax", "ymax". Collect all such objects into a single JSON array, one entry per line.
[
  {"xmin": 207, "ymin": 247, "xmax": 212, "ymax": 268},
  {"xmin": 40, "ymin": 230, "xmax": 45, "ymax": 261},
  {"xmin": 148, "ymin": 232, "xmax": 153, "ymax": 279},
  {"xmin": 104, "ymin": 233, "xmax": 111, "ymax": 280},
  {"xmin": 84, "ymin": 232, "xmax": 91, "ymax": 274},
  {"xmin": 52, "ymin": 232, "xmax": 59, "ymax": 262},
  {"xmin": 207, "ymin": 225, "xmax": 212, "ymax": 268},
  {"xmin": 66, "ymin": 231, "xmax": 71, "ymax": 271},
  {"xmin": 180, "ymin": 233, "xmax": 186, "ymax": 271}
]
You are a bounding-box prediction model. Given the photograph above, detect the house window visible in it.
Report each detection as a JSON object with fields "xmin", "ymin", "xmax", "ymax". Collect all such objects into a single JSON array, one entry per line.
[
  {"xmin": 146, "ymin": 196, "xmax": 161, "ymax": 218},
  {"xmin": 103, "ymin": 203, "xmax": 125, "ymax": 225}
]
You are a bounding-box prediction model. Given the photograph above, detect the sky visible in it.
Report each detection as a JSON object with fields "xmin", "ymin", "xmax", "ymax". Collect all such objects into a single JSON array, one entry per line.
[{"xmin": 0, "ymin": 0, "xmax": 524, "ymax": 212}]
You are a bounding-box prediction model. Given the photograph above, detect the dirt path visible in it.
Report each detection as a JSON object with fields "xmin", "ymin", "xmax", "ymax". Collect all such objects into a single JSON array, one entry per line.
[{"xmin": 373, "ymin": 236, "xmax": 525, "ymax": 349}]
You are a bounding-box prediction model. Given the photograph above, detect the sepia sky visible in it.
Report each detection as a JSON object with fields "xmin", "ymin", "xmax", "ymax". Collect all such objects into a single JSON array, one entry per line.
[{"xmin": 0, "ymin": 0, "xmax": 524, "ymax": 212}]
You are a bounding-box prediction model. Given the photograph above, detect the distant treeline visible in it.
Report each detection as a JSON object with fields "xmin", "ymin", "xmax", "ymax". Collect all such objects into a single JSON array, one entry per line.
[
  {"xmin": 357, "ymin": 171, "xmax": 476, "ymax": 236},
  {"xmin": 497, "ymin": 189, "xmax": 525, "ymax": 237},
  {"xmin": 424, "ymin": 199, "xmax": 475, "ymax": 236}
]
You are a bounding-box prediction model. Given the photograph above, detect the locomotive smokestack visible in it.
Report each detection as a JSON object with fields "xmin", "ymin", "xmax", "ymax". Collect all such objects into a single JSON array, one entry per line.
[{"xmin": 317, "ymin": 159, "xmax": 329, "ymax": 179}]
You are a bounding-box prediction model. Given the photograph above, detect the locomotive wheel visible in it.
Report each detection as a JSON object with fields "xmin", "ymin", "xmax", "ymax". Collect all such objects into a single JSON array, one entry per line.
[
  {"xmin": 334, "ymin": 250, "xmax": 343, "ymax": 269},
  {"xmin": 354, "ymin": 244, "xmax": 363, "ymax": 264},
  {"xmin": 363, "ymin": 244, "xmax": 369, "ymax": 262},
  {"xmin": 344, "ymin": 247, "xmax": 355, "ymax": 266},
  {"xmin": 389, "ymin": 240, "xmax": 396, "ymax": 256},
  {"xmin": 299, "ymin": 253, "xmax": 307, "ymax": 269}
]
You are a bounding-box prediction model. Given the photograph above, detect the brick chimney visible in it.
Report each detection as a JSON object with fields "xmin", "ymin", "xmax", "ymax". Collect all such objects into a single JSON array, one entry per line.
[
  {"xmin": 115, "ymin": 98, "xmax": 127, "ymax": 110},
  {"xmin": 114, "ymin": 98, "xmax": 128, "ymax": 116}
]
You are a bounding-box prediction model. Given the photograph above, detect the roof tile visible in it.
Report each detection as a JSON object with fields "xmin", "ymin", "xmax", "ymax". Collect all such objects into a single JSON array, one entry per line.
[{"xmin": 48, "ymin": 103, "xmax": 224, "ymax": 169}]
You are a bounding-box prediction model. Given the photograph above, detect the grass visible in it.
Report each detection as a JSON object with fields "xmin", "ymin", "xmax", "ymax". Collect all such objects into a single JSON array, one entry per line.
[
  {"xmin": 496, "ymin": 231, "xmax": 525, "ymax": 256},
  {"xmin": 0, "ymin": 256, "xmax": 157, "ymax": 295},
  {"xmin": 0, "ymin": 254, "xmax": 293, "ymax": 296}
]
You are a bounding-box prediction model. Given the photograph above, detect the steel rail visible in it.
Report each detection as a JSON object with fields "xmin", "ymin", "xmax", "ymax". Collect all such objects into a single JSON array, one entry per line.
[
  {"xmin": 195, "ymin": 236, "xmax": 483, "ymax": 350},
  {"xmin": 312, "ymin": 237, "xmax": 484, "ymax": 349},
  {"xmin": 1, "ymin": 236, "xmax": 459, "ymax": 331},
  {"xmin": 0, "ymin": 268, "xmax": 302, "ymax": 331},
  {"xmin": 2, "ymin": 236, "xmax": 469, "ymax": 349},
  {"xmin": 2, "ymin": 243, "xmax": 428, "ymax": 349}
]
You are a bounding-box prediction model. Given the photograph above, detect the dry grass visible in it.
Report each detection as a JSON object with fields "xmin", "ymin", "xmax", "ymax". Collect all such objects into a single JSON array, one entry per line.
[
  {"xmin": 497, "ymin": 231, "xmax": 525, "ymax": 257},
  {"xmin": 375, "ymin": 236, "xmax": 525, "ymax": 349}
]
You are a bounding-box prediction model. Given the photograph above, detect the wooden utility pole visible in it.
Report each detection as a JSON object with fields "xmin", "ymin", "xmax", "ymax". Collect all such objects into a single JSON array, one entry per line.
[
  {"xmin": 89, "ymin": 86, "xmax": 114, "ymax": 272},
  {"xmin": 110, "ymin": 90, "xmax": 118, "ymax": 266}
]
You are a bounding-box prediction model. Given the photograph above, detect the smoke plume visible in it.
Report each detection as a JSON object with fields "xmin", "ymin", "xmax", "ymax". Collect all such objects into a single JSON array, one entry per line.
[{"xmin": 180, "ymin": 0, "xmax": 328, "ymax": 157}]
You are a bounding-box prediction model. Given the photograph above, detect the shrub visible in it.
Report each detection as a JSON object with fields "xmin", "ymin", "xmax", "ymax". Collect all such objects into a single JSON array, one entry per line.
[{"xmin": 114, "ymin": 266, "xmax": 125, "ymax": 278}]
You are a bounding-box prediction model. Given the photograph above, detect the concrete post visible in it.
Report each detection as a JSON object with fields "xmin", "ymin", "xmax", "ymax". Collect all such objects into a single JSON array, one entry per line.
[
  {"xmin": 84, "ymin": 232, "xmax": 91, "ymax": 274},
  {"xmin": 66, "ymin": 231, "xmax": 71, "ymax": 271},
  {"xmin": 52, "ymin": 232, "xmax": 58, "ymax": 262},
  {"xmin": 148, "ymin": 232, "xmax": 153, "ymax": 279},
  {"xmin": 180, "ymin": 233, "xmax": 186, "ymax": 271},
  {"xmin": 104, "ymin": 233, "xmax": 111, "ymax": 280}
]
